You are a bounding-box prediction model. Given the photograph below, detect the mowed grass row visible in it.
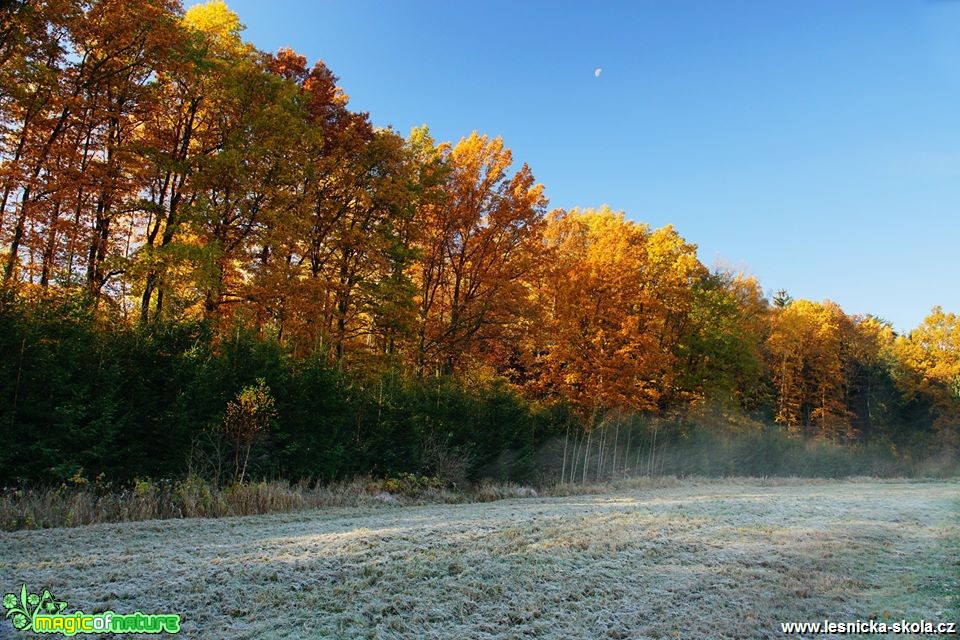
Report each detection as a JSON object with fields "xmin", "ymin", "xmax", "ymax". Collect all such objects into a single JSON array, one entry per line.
[{"xmin": 2, "ymin": 480, "xmax": 958, "ymax": 639}]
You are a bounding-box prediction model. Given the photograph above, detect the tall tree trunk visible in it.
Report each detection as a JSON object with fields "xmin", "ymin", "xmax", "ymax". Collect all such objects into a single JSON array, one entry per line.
[
  {"xmin": 4, "ymin": 185, "xmax": 32, "ymax": 281},
  {"xmin": 582, "ymin": 428, "xmax": 591, "ymax": 485},
  {"xmin": 560, "ymin": 422, "xmax": 569, "ymax": 484},
  {"xmin": 140, "ymin": 97, "xmax": 199, "ymax": 323},
  {"xmin": 39, "ymin": 199, "xmax": 62, "ymax": 286}
]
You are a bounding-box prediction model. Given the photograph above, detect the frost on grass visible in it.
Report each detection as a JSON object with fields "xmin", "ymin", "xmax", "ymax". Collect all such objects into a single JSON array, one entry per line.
[{"xmin": 1, "ymin": 481, "xmax": 957, "ymax": 639}]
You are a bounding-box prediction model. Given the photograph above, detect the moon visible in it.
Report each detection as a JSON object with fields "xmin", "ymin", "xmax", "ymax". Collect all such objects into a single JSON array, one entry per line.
[{"xmin": 594, "ymin": 67, "xmax": 602, "ymax": 77}]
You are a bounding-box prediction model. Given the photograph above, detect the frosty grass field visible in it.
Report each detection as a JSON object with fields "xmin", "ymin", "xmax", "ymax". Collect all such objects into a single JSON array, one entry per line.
[{"xmin": 2, "ymin": 479, "xmax": 957, "ymax": 639}]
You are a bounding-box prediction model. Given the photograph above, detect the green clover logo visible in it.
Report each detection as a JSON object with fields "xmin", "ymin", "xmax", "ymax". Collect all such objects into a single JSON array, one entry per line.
[{"xmin": 3, "ymin": 584, "xmax": 68, "ymax": 633}]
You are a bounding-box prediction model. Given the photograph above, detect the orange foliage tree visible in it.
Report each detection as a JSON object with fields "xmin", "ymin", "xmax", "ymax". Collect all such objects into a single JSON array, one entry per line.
[
  {"xmin": 411, "ymin": 131, "xmax": 546, "ymax": 376},
  {"xmin": 525, "ymin": 207, "xmax": 704, "ymax": 418}
]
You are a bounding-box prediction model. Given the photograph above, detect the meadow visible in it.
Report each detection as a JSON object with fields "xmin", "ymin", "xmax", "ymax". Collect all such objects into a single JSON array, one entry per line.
[{"xmin": 2, "ymin": 479, "xmax": 957, "ymax": 639}]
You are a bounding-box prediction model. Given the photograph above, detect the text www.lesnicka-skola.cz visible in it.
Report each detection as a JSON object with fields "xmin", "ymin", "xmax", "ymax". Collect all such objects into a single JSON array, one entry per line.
[{"xmin": 780, "ymin": 619, "xmax": 957, "ymax": 635}]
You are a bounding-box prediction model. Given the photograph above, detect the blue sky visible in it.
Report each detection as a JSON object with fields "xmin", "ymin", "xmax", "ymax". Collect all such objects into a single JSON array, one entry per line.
[{"xmin": 196, "ymin": 0, "xmax": 958, "ymax": 332}]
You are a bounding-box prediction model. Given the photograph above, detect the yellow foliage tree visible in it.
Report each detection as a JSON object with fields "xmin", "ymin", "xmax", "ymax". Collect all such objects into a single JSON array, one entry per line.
[
  {"xmin": 183, "ymin": 0, "xmax": 247, "ymax": 55},
  {"xmin": 767, "ymin": 299, "xmax": 858, "ymax": 439},
  {"xmin": 892, "ymin": 307, "xmax": 960, "ymax": 443}
]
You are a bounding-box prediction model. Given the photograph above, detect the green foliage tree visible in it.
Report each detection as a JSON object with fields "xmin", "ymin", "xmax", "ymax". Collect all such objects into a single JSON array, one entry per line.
[{"xmin": 675, "ymin": 270, "xmax": 769, "ymax": 418}]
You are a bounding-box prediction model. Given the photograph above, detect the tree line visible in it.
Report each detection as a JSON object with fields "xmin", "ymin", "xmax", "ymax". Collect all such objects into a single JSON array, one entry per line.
[{"xmin": 1, "ymin": 0, "xmax": 957, "ymax": 484}]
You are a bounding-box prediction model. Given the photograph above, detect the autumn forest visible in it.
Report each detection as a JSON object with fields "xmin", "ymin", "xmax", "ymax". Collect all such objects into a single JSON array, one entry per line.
[{"xmin": 1, "ymin": 0, "xmax": 957, "ymax": 487}]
